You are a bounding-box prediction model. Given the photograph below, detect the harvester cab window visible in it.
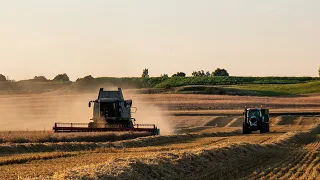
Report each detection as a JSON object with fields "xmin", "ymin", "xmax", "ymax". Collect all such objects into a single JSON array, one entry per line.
[{"xmin": 100, "ymin": 102, "xmax": 120, "ymax": 117}]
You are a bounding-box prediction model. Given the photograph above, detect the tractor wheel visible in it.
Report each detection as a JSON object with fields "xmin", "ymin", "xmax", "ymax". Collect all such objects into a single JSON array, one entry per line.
[
  {"xmin": 260, "ymin": 122, "xmax": 266, "ymax": 134},
  {"xmin": 266, "ymin": 123, "xmax": 270, "ymax": 132},
  {"xmin": 243, "ymin": 124, "xmax": 251, "ymax": 134}
]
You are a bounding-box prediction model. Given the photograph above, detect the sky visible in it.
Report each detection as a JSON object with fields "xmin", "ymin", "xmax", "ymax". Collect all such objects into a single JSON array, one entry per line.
[{"xmin": 0, "ymin": 0, "xmax": 319, "ymax": 81}]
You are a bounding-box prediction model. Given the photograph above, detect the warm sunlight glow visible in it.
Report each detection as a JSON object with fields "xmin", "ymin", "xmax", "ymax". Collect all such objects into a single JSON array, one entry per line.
[{"xmin": 0, "ymin": 0, "xmax": 319, "ymax": 80}]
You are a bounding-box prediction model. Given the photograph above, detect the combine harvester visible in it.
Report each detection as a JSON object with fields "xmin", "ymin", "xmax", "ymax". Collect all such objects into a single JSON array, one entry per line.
[{"xmin": 53, "ymin": 88, "xmax": 160, "ymax": 135}]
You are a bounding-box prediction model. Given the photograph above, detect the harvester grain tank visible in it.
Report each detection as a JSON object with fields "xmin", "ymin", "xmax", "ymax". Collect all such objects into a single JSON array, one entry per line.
[{"xmin": 53, "ymin": 88, "xmax": 160, "ymax": 135}]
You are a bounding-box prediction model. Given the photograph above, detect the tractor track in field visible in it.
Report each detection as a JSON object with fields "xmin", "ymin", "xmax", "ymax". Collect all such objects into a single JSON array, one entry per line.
[{"xmin": 242, "ymin": 133, "xmax": 320, "ymax": 180}]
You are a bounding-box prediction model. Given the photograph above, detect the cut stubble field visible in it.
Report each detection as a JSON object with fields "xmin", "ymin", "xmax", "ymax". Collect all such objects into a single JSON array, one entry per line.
[{"xmin": 0, "ymin": 93, "xmax": 319, "ymax": 179}]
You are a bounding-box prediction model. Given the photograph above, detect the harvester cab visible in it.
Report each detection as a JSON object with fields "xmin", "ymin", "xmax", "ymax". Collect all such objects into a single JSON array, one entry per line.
[
  {"xmin": 88, "ymin": 88, "xmax": 135, "ymax": 128},
  {"xmin": 242, "ymin": 108, "xmax": 270, "ymax": 134},
  {"xmin": 53, "ymin": 88, "xmax": 160, "ymax": 135}
]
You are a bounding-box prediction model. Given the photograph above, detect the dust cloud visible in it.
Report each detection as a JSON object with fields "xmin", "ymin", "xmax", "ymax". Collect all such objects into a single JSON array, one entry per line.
[
  {"xmin": 0, "ymin": 94, "xmax": 95, "ymax": 131},
  {"xmin": 124, "ymin": 91, "xmax": 175, "ymax": 135},
  {"xmin": 0, "ymin": 87, "xmax": 175, "ymax": 135}
]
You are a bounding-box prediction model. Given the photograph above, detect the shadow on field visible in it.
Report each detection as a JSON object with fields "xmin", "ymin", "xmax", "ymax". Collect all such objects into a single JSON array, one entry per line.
[{"xmin": 175, "ymin": 86, "xmax": 298, "ymax": 97}]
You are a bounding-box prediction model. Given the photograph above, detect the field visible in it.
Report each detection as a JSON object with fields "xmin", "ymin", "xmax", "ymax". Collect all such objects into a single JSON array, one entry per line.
[
  {"xmin": 1, "ymin": 76, "xmax": 319, "ymax": 95},
  {"xmin": 0, "ymin": 92, "xmax": 320, "ymax": 179}
]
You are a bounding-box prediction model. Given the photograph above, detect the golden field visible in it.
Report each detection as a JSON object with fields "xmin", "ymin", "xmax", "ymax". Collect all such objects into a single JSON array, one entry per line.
[{"xmin": 0, "ymin": 93, "xmax": 319, "ymax": 179}]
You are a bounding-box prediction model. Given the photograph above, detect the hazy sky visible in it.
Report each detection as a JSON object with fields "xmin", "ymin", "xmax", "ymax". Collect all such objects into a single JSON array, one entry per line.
[{"xmin": 0, "ymin": 0, "xmax": 319, "ymax": 80}]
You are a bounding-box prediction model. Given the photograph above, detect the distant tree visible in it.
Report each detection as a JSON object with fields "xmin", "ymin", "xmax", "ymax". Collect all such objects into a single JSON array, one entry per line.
[
  {"xmin": 200, "ymin": 70, "xmax": 206, "ymax": 76},
  {"xmin": 160, "ymin": 74, "xmax": 169, "ymax": 78},
  {"xmin": 206, "ymin": 71, "xmax": 211, "ymax": 76},
  {"xmin": 142, "ymin": 68, "xmax": 149, "ymax": 78},
  {"xmin": 192, "ymin": 70, "xmax": 207, "ymax": 77},
  {"xmin": 53, "ymin": 73, "xmax": 70, "ymax": 82},
  {"xmin": 212, "ymin": 68, "xmax": 229, "ymax": 76},
  {"xmin": 33, "ymin": 76, "xmax": 48, "ymax": 81},
  {"xmin": 83, "ymin": 75, "xmax": 94, "ymax": 81},
  {"xmin": 192, "ymin": 71, "xmax": 198, "ymax": 77},
  {"xmin": 172, "ymin": 72, "xmax": 186, "ymax": 77},
  {"xmin": 76, "ymin": 75, "xmax": 94, "ymax": 82},
  {"xmin": 198, "ymin": 70, "xmax": 205, "ymax": 76},
  {"xmin": 0, "ymin": 74, "xmax": 6, "ymax": 81},
  {"xmin": 319, "ymin": 66, "xmax": 320, "ymax": 77}
]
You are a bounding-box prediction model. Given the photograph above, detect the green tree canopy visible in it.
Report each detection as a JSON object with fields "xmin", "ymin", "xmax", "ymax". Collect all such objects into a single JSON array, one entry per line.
[
  {"xmin": 0, "ymin": 74, "xmax": 6, "ymax": 81},
  {"xmin": 142, "ymin": 68, "xmax": 149, "ymax": 78},
  {"xmin": 192, "ymin": 70, "xmax": 206, "ymax": 77},
  {"xmin": 172, "ymin": 72, "xmax": 186, "ymax": 77},
  {"xmin": 76, "ymin": 75, "xmax": 94, "ymax": 82},
  {"xmin": 33, "ymin": 76, "xmax": 48, "ymax": 81},
  {"xmin": 53, "ymin": 73, "xmax": 70, "ymax": 82},
  {"xmin": 212, "ymin": 68, "xmax": 229, "ymax": 76},
  {"xmin": 160, "ymin": 74, "xmax": 169, "ymax": 78}
]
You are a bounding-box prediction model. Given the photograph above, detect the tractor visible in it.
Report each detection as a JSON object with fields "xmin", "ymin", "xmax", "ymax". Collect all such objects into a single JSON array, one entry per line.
[{"xmin": 242, "ymin": 108, "xmax": 270, "ymax": 134}]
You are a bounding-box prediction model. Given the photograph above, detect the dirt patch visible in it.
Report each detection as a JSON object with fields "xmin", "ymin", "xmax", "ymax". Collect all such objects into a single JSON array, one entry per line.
[
  {"xmin": 225, "ymin": 117, "xmax": 243, "ymax": 127},
  {"xmin": 299, "ymin": 116, "xmax": 320, "ymax": 125},
  {"xmin": 271, "ymin": 116, "xmax": 301, "ymax": 125},
  {"xmin": 204, "ymin": 116, "xmax": 237, "ymax": 127},
  {"xmin": 168, "ymin": 116, "xmax": 214, "ymax": 128}
]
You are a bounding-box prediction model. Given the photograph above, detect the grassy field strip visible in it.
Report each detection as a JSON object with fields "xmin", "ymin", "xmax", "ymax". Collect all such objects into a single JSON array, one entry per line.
[
  {"xmin": 116, "ymin": 130, "xmax": 241, "ymax": 148},
  {"xmin": 0, "ymin": 130, "xmax": 241, "ymax": 155},
  {"xmin": 0, "ymin": 153, "xmax": 133, "ymax": 179},
  {"xmin": 96, "ymin": 135, "xmax": 276, "ymax": 154},
  {"xmin": 0, "ymin": 134, "xmax": 273, "ymax": 169},
  {"xmin": 0, "ymin": 152, "xmax": 79, "ymax": 166},
  {"xmin": 232, "ymin": 81, "xmax": 320, "ymax": 96},
  {"xmin": 0, "ymin": 125, "xmax": 309, "ymax": 155},
  {"xmin": 95, "ymin": 137, "xmax": 229, "ymax": 154},
  {"xmin": 0, "ymin": 142, "xmax": 109, "ymax": 155},
  {"xmin": 0, "ymin": 131, "xmax": 151, "ymax": 144}
]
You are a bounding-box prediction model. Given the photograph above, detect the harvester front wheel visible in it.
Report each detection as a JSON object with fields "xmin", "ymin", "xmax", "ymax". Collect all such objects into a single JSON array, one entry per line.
[
  {"xmin": 88, "ymin": 122, "xmax": 94, "ymax": 128},
  {"xmin": 154, "ymin": 129, "xmax": 160, "ymax": 135}
]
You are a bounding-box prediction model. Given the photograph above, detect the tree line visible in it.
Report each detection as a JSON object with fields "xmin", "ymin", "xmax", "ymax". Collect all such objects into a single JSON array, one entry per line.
[
  {"xmin": 142, "ymin": 66, "xmax": 320, "ymax": 78},
  {"xmin": 142, "ymin": 68, "xmax": 229, "ymax": 78},
  {"xmin": 0, "ymin": 66, "xmax": 319, "ymax": 82},
  {"xmin": 0, "ymin": 73, "xmax": 70, "ymax": 82}
]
